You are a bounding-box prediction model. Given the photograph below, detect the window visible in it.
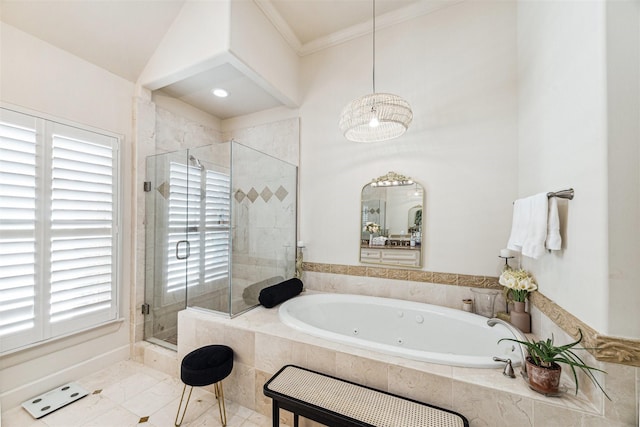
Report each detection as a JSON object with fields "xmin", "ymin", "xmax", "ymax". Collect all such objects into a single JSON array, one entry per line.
[
  {"xmin": 165, "ymin": 162, "xmax": 229, "ymax": 301},
  {"xmin": 0, "ymin": 107, "xmax": 120, "ymax": 354}
]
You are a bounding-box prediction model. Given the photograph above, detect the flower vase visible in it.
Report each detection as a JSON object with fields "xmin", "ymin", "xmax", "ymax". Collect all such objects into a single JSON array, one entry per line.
[
  {"xmin": 369, "ymin": 234, "xmax": 373, "ymax": 246},
  {"xmin": 510, "ymin": 301, "xmax": 531, "ymax": 333}
]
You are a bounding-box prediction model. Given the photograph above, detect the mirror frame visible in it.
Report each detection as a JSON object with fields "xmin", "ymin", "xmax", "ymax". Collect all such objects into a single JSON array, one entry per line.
[{"xmin": 359, "ymin": 172, "xmax": 424, "ymax": 268}]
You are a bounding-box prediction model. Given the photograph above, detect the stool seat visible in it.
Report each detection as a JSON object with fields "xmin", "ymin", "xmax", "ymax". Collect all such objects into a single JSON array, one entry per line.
[
  {"xmin": 181, "ymin": 345, "xmax": 233, "ymax": 386},
  {"xmin": 175, "ymin": 345, "xmax": 233, "ymax": 427}
]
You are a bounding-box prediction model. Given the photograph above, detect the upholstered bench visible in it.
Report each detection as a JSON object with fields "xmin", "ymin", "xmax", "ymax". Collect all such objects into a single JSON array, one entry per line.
[{"xmin": 264, "ymin": 365, "xmax": 468, "ymax": 427}]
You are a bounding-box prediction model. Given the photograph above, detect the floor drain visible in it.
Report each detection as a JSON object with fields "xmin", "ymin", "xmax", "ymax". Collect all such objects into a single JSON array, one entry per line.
[{"xmin": 22, "ymin": 382, "xmax": 89, "ymax": 419}]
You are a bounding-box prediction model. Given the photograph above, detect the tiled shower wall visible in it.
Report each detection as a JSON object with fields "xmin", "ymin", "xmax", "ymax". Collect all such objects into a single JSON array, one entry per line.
[{"xmin": 231, "ymin": 142, "xmax": 297, "ymax": 311}]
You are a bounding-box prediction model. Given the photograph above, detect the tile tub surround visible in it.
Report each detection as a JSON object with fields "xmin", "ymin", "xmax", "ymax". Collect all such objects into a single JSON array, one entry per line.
[
  {"xmin": 302, "ymin": 262, "xmax": 640, "ymax": 368},
  {"xmin": 177, "ymin": 298, "xmax": 639, "ymax": 427}
]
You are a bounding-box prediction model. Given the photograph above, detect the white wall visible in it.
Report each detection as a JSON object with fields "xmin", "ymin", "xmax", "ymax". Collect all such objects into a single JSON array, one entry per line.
[
  {"xmin": 139, "ymin": 0, "xmax": 299, "ymax": 109},
  {"xmin": 229, "ymin": 0, "xmax": 299, "ymax": 107},
  {"xmin": 518, "ymin": 0, "xmax": 640, "ymax": 338},
  {"xmin": 138, "ymin": 0, "xmax": 231, "ymax": 90},
  {"xmin": 605, "ymin": 0, "xmax": 640, "ymax": 338},
  {"xmin": 299, "ymin": 1, "xmax": 518, "ymax": 276},
  {"xmin": 0, "ymin": 23, "xmax": 134, "ymax": 408}
]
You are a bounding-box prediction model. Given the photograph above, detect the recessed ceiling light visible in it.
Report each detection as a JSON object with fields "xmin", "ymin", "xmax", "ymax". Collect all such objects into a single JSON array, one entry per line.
[{"xmin": 212, "ymin": 88, "xmax": 228, "ymax": 98}]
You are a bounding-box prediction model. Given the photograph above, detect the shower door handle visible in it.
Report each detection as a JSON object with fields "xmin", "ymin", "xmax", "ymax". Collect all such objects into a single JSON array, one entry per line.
[{"xmin": 176, "ymin": 240, "xmax": 191, "ymax": 260}]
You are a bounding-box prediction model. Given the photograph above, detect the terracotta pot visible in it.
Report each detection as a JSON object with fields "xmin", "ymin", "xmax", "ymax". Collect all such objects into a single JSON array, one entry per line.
[
  {"xmin": 526, "ymin": 357, "xmax": 561, "ymax": 395},
  {"xmin": 510, "ymin": 301, "xmax": 531, "ymax": 333}
]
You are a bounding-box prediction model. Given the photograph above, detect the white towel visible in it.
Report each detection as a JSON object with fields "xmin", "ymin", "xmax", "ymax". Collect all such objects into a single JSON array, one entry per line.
[
  {"xmin": 545, "ymin": 196, "xmax": 562, "ymax": 250},
  {"xmin": 506, "ymin": 199, "xmax": 529, "ymax": 253},
  {"xmin": 507, "ymin": 193, "xmax": 549, "ymax": 259}
]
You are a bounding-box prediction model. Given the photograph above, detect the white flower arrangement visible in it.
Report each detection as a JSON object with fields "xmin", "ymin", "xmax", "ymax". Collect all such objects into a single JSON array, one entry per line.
[
  {"xmin": 363, "ymin": 222, "xmax": 380, "ymax": 234},
  {"xmin": 499, "ymin": 269, "xmax": 537, "ymax": 302}
]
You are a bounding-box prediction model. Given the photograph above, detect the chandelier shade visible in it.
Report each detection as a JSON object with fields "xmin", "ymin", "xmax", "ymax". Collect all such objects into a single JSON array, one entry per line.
[
  {"xmin": 339, "ymin": 93, "xmax": 413, "ymax": 142},
  {"xmin": 338, "ymin": 0, "xmax": 413, "ymax": 143}
]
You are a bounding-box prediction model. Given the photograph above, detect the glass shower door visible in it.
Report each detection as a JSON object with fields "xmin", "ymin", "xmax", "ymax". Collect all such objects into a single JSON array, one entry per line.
[
  {"xmin": 144, "ymin": 141, "xmax": 298, "ymax": 348},
  {"xmin": 183, "ymin": 144, "xmax": 231, "ymax": 313},
  {"xmin": 144, "ymin": 150, "xmax": 202, "ymax": 347}
]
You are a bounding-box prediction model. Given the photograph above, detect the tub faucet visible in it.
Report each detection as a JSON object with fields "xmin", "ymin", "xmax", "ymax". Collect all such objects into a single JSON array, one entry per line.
[
  {"xmin": 492, "ymin": 357, "xmax": 516, "ymax": 378},
  {"xmin": 487, "ymin": 317, "xmax": 528, "ymax": 376}
]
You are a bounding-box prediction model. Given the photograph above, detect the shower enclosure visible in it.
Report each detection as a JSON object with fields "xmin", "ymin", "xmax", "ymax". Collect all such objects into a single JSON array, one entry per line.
[{"xmin": 144, "ymin": 141, "xmax": 297, "ymax": 348}]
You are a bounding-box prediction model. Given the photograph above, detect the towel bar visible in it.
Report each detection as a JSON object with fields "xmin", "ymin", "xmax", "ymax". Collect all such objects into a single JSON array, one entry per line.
[
  {"xmin": 513, "ymin": 189, "xmax": 574, "ymax": 204},
  {"xmin": 546, "ymin": 188, "xmax": 574, "ymax": 200}
]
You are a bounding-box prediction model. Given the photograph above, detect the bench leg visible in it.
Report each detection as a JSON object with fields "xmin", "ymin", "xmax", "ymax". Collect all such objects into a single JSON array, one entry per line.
[
  {"xmin": 272, "ymin": 401, "xmax": 280, "ymax": 427},
  {"xmin": 294, "ymin": 413, "xmax": 299, "ymax": 427}
]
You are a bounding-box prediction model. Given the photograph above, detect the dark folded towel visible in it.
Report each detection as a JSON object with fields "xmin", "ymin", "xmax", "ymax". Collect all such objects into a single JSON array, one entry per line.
[
  {"xmin": 258, "ymin": 278, "xmax": 303, "ymax": 308},
  {"xmin": 242, "ymin": 276, "xmax": 284, "ymax": 306}
]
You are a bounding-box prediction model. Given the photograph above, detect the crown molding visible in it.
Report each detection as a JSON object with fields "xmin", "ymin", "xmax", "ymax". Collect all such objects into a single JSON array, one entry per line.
[
  {"xmin": 255, "ymin": 0, "xmax": 464, "ymax": 57},
  {"xmin": 253, "ymin": 0, "xmax": 302, "ymax": 53},
  {"xmin": 300, "ymin": 0, "xmax": 463, "ymax": 56}
]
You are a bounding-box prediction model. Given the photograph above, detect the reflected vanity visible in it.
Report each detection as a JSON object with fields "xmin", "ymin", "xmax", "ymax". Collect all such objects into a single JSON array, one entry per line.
[{"xmin": 360, "ymin": 172, "xmax": 424, "ymax": 267}]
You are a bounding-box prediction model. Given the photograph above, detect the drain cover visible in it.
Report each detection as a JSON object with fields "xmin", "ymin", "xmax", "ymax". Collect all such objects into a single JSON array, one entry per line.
[{"xmin": 22, "ymin": 382, "xmax": 89, "ymax": 419}]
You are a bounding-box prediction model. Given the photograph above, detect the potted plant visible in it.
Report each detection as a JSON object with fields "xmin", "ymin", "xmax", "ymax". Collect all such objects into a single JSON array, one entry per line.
[
  {"xmin": 499, "ymin": 269, "xmax": 537, "ymax": 332},
  {"xmin": 499, "ymin": 329, "xmax": 610, "ymax": 400}
]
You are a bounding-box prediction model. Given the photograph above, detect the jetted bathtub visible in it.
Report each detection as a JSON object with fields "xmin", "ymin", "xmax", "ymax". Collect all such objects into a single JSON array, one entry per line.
[{"xmin": 279, "ymin": 293, "xmax": 522, "ymax": 368}]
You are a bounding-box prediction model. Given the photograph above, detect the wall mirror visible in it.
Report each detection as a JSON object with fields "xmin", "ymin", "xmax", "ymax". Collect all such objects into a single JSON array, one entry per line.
[{"xmin": 360, "ymin": 172, "xmax": 424, "ymax": 268}]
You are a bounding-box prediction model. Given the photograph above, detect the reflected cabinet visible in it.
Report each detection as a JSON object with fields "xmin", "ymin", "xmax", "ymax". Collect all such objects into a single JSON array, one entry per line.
[{"xmin": 360, "ymin": 172, "xmax": 424, "ymax": 268}]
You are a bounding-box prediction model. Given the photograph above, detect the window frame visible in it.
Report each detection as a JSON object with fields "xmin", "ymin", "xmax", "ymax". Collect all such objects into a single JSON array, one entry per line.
[{"xmin": 0, "ymin": 104, "xmax": 123, "ymax": 355}]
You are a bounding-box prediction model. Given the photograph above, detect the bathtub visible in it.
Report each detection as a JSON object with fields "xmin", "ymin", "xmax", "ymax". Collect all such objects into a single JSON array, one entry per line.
[{"xmin": 279, "ymin": 293, "xmax": 522, "ymax": 368}]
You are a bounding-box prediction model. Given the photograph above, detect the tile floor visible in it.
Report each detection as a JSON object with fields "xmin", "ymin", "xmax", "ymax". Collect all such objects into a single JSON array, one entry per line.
[{"xmin": 2, "ymin": 360, "xmax": 285, "ymax": 427}]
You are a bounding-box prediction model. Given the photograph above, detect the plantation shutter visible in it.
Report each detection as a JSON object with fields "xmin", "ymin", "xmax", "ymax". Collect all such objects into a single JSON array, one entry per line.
[
  {"xmin": 0, "ymin": 107, "xmax": 119, "ymax": 354},
  {"xmin": 165, "ymin": 163, "xmax": 229, "ymax": 298},
  {"xmin": 166, "ymin": 162, "xmax": 201, "ymax": 294},
  {"xmin": 203, "ymin": 170, "xmax": 230, "ymax": 283},
  {"xmin": 48, "ymin": 122, "xmax": 118, "ymax": 336},
  {"xmin": 0, "ymin": 110, "xmax": 40, "ymax": 351}
]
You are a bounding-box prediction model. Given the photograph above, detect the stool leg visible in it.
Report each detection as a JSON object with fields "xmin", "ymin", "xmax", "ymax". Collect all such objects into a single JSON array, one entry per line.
[
  {"xmin": 214, "ymin": 381, "xmax": 227, "ymax": 427},
  {"xmin": 174, "ymin": 384, "xmax": 194, "ymax": 427}
]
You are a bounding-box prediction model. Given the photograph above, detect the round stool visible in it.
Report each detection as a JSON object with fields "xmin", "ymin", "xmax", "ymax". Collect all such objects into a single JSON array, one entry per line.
[{"xmin": 175, "ymin": 345, "xmax": 233, "ymax": 427}]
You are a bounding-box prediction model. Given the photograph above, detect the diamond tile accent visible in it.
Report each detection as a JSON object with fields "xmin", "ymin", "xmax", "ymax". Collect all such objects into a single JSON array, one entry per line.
[
  {"xmin": 275, "ymin": 185, "xmax": 289, "ymax": 201},
  {"xmin": 234, "ymin": 189, "xmax": 246, "ymax": 203},
  {"xmin": 261, "ymin": 186, "xmax": 273, "ymax": 202},
  {"xmin": 156, "ymin": 181, "xmax": 169, "ymax": 199},
  {"xmin": 246, "ymin": 187, "xmax": 259, "ymax": 203}
]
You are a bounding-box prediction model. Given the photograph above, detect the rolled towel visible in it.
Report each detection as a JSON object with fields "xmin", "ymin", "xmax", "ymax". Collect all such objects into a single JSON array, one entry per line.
[
  {"xmin": 258, "ymin": 278, "xmax": 303, "ymax": 308},
  {"xmin": 242, "ymin": 276, "xmax": 284, "ymax": 306}
]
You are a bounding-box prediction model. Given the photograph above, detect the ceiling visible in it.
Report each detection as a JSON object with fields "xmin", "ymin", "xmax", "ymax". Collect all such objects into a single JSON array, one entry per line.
[{"xmin": 1, "ymin": 0, "xmax": 451, "ymax": 119}]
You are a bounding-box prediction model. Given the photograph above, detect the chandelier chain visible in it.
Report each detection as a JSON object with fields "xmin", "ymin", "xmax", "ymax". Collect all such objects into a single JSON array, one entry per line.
[
  {"xmin": 372, "ymin": 0, "xmax": 376, "ymax": 94},
  {"xmin": 337, "ymin": 0, "xmax": 413, "ymax": 142}
]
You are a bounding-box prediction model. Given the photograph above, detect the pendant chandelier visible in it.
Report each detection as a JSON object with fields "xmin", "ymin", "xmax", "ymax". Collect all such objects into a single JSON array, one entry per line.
[{"xmin": 339, "ymin": 0, "xmax": 413, "ymax": 143}]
